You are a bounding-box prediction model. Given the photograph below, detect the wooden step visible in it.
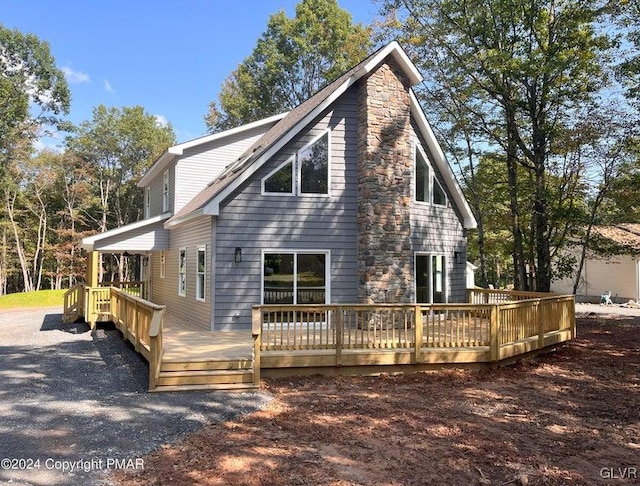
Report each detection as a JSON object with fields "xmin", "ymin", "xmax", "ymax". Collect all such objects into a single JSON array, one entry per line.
[
  {"xmin": 157, "ymin": 369, "xmax": 254, "ymax": 387},
  {"xmin": 160, "ymin": 359, "xmax": 252, "ymax": 372},
  {"xmin": 151, "ymin": 382, "xmax": 259, "ymax": 393}
]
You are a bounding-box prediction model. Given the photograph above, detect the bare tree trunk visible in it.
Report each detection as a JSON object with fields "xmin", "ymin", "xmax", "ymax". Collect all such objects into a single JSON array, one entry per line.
[{"xmin": 5, "ymin": 190, "xmax": 33, "ymax": 292}]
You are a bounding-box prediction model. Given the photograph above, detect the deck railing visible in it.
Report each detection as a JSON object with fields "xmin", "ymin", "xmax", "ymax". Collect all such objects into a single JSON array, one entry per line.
[
  {"xmin": 253, "ymin": 290, "xmax": 575, "ymax": 370},
  {"xmin": 62, "ymin": 284, "xmax": 165, "ymax": 390},
  {"xmin": 62, "ymin": 283, "xmax": 85, "ymax": 323},
  {"xmin": 109, "ymin": 288, "xmax": 165, "ymax": 390},
  {"xmin": 100, "ymin": 280, "xmax": 146, "ymax": 299}
]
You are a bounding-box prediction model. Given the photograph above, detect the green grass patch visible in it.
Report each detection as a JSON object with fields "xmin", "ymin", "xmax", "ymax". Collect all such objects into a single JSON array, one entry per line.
[{"xmin": 0, "ymin": 289, "xmax": 67, "ymax": 310}]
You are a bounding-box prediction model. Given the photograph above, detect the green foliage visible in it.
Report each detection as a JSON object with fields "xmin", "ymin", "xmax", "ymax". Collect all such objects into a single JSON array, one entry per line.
[
  {"xmin": 66, "ymin": 105, "xmax": 176, "ymax": 229},
  {"xmin": 205, "ymin": 0, "xmax": 371, "ymax": 131},
  {"xmin": 0, "ymin": 24, "xmax": 70, "ymax": 174},
  {"xmin": 378, "ymin": 0, "xmax": 618, "ymax": 291}
]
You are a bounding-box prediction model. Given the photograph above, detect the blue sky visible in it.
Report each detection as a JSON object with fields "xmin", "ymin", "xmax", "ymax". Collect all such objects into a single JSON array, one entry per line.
[{"xmin": 2, "ymin": 0, "xmax": 380, "ymax": 146}]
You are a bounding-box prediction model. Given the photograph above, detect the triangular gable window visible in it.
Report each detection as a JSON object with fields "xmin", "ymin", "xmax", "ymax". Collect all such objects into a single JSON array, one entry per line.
[
  {"xmin": 262, "ymin": 158, "xmax": 293, "ymax": 194},
  {"xmin": 433, "ymin": 177, "xmax": 447, "ymax": 206}
]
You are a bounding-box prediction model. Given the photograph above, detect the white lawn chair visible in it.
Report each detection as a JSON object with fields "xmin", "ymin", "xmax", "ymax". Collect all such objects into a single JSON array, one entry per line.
[{"xmin": 600, "ymin": 291, "xmax": 613, "ymax": 305}]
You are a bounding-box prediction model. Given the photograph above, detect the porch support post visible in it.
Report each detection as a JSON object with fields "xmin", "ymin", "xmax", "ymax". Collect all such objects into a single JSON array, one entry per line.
[
  {"xmin": 86, "ymin": 251, "xmax": 99, "ymax": 287},
  {"xmin": 489, "ymin": 304, "xmax": 500, "ymax": 363}
]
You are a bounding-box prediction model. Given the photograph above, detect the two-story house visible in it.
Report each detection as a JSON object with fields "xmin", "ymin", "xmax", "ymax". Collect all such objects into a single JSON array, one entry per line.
[{"xmin": 81, "ymin": 41, "xmax": 477, "ymax": 332}]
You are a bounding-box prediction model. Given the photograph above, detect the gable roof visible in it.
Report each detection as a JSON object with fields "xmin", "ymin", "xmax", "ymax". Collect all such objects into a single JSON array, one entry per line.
[
  {"xmin": 165, "ymin": 41, "xmax": 476, "ymax": 230},
  {"xmin": 137, "ymin": 112, "xmax": 287, "ymax": 188},
  {"xmin": 591, "ymin": 224, "xmax": 640, "ymax": 253}
]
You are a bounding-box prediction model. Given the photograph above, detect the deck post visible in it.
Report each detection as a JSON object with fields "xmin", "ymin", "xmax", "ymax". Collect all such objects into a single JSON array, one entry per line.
[
  {"xmin": 252, "ymin": 307, "xmax": 262, "ymax": 386},
  {"xmin": 570, "ymin": 297, "xmax": 576, "ymax": 339},
  {"xmin": 489, "ymin": 304, "xmax": 500, "ymax": 362},
  {"xmin": 537, "ymin": 300, "xmax": 545, "ymax": 350},
  {"xmin": 335, "ymin": 306, "xmax": 343, "ymax": 367},
  {"xmin": 414, "ymin": 305, "xmax": 422, "ymax": 364},
  {"xmin": 134, "ymin": 300, "xmax": 140, "ymax": 352}
]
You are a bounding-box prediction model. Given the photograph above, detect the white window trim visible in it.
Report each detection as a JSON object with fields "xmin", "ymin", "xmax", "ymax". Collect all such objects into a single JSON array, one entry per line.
[
  {"xmin": 414, "ymin": 141, "xmax": 431, "ymax": 206},
  {"xmin": 296, "ymin": 129, "xmax": 331, "ymax": 198},
  {"xmin": 159, "ymin": 251, "xmax": 166, "ymax": 279},
  {"xmin": 162, "ymin": 170, "xmax": 169, "ymax": 213},
  {"xmin": 196, "ymin": 245, "xmax": 206, "ymax": 302},
  {"xmin": 414, "ymin": 252, "xmax": 448, "ymax": 304},
  {"xmin": 145, "ymin": 187, "xmax": 150, "ymax": 218},
  {"xmin": 414, "ymin": 140, "xmax": 449, "ymax": 208},
  {"xmin": 261, "ymin": 156, "xmax": 295, "ymax": 196},
  {"xmin": 178, "ymin": 247, "xmax": 186, "ymax": 297},
  {"xmin": 432, "ymin": 175, "xmax": 448, "ymax": 207},
  {"xmin": 260, "ymin": 249, "xmax": 331, "ymax": 305}
]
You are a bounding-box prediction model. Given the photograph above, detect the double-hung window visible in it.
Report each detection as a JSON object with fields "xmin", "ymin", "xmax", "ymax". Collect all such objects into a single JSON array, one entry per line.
[
  {"xmin": 145, "ymin": 187, "xmax": 150, "ymax": 218},
  {"xmin": 262, "ymin": 131, "xmax": 330, "ymax": 196},
  {"xmin": 196, "ymin": 246, "xmax": 206, "ymax": 302},
  {"xmin": 162, "ymin": 170, "xmax": 169, "ymax": 212},
  {"xmin": 178, "ymin": 248, "xmax": 186, "ymax": 297},
  {"xmin": 262, "ymin": 251, "xmax": 328, "ymax": 305}
]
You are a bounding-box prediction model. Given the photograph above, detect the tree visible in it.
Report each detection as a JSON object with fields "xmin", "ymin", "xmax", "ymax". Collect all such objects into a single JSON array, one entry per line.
[
  {"xmin": 67, "ymin": 105, "xmax": 176, "ymax": 231},
  {"xmin": 0, "ymin": 25, "xmax": 70, "ymax": 176},
  {"xmin": 378, "ymin": 0, "xmax": 614, "ymax": 291},
  {"xmin": 66, "ymin": 105, "xmax": 175, "ymax": 281},
  {"xmin": 204, "ymin": 0, "xmax": 371, "ymax": 131}
]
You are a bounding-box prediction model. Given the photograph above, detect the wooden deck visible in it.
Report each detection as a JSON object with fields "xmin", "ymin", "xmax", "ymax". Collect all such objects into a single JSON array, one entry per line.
[
  {"xmin": 153, "ymin": 314, "xmax": 256, "ymax": 392},
  {"xmin": 63, "ymin": 286, "xmax": 575, "ymax": 392}
]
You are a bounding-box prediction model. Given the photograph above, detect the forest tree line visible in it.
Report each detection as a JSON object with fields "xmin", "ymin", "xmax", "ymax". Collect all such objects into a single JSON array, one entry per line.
[{"xmin": 1, "ymin": 0, "xmax": 639, "ymax": 294}]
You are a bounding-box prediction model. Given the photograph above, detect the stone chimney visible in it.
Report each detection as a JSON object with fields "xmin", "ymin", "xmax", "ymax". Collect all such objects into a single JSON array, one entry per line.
[{"xmin": 356, "ymin": 57, "xmax": 413, "ymax": 304}]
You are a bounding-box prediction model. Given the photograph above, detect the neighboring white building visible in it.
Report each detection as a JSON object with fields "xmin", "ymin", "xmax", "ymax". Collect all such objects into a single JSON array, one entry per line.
[{"xmin": 552, "ymin": 225, "xmax": 640, "ymax": 303}]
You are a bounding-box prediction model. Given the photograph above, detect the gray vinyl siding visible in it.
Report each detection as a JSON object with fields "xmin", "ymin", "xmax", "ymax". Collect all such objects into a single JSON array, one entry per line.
[
  {"xmin": 213, "ymin": 88, "xmax": 359, "ymax": 330},
  {"xmin": 174, "ymin": 126, "xmax": 275, "ymax": 213},
  {"xmin": 410, "ymin": 123, "xmax": 467, "ymax": 302},
  {"xmin": 151, "ymin": 218, "xmax": 212, "ymax": 330}
]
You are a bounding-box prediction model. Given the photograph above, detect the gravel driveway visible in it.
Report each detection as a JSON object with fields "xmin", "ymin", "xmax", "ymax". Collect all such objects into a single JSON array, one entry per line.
[{"xmin": 0, "ymin": 307, "xmax": 272, "ymax": 486}]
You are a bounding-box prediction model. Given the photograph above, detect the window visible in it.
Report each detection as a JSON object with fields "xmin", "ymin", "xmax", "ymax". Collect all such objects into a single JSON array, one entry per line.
[
  {"xmin": 160, "ymin": 251, "xmax": 166, "ymax": 279},
  {"xmin": 433, "ymin": 177, "xmax": 447, "ymax": 206},
  {"xmin": 196, "ymin": 246, "xmax": 206, "ymax": 302},
  {"xmin": 261, "ymin": 130, "xmax": 330, "ymax": 197},
  {"xmin": 299, "ymin": 132, "xmax": 329, "ymax": 195},
  {"xmin": 415, "ymin": 143, "xmax": 448, "ymax": 207},
  {"xmin": 178, "ymin": 248, "xmax": 186, "ymax": 297},
  {"xmin": 416, "ymin": 254, "xmax": 447, "ymax": 303},
  {"xmin": 162, "ymin": 170, "xmax": 169, "ymax": 212},
  {"xmin": 262, "ymin": 158, "xmax": 293, "ymax": 194},
  {"xmin": 415, "ymin": 147, "xmax": 429, "ymax": 203},
  {"xmin": 145, "ymin": 187, "xmax": 150, "ymax": 218},
  {"xmin": 263, "ymin": 252, "xmax": 328, "ymax": 305}
]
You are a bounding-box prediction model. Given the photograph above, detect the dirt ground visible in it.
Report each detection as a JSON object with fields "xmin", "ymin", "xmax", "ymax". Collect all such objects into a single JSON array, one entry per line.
[{"xmin": 113, "ymin": 310, "xmax": 640, "ymax": 486}]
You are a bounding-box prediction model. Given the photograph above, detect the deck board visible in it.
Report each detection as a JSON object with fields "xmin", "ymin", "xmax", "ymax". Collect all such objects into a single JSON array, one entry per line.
[{"xmin": 163, "ymin": 314, "xmax": 253, "ymax": 362}]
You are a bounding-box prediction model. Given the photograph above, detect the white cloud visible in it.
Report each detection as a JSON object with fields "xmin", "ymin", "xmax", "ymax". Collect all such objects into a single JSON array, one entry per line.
[
  {"xmin": 154, "ymin": 114, "xmax": 169, "ymax": 127},
  {"xmin": 62, "ymin": 66, "xmax": 90, "ymax": 83},
  {"xmin": 104, "ymin": 79, "xmax": 114, "ymax": 93}
]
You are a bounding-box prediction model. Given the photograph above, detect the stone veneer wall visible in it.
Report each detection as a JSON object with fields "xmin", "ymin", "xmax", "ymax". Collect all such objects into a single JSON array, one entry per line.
[{"xmin": 356, "ymin": 58, "xmax": 413, "ymax": 303}]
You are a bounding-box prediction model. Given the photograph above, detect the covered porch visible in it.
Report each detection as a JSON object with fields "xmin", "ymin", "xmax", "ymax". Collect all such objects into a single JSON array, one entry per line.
[{"xmin": 63, "ymin": 282, "xmax": 575, "ymax": 392}]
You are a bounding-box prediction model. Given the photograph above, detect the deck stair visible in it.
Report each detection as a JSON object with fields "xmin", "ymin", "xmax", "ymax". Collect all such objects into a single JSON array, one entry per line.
[
  {"xmin": 153, "ymin": 357, "xmax": 257, "ymax": 392},
  {"xmin": 153, "ymin": 327, "xmax": 258, "ymax": 392}
]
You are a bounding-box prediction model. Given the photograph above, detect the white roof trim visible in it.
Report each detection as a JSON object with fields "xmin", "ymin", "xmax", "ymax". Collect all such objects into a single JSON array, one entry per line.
[
  {"xmin": 409, "ymin": 91, "xmax": 477, "ymax": 229},
  {"xmin": 360, "ymin": 41, "xmax": 423, "ymax": 85},
  {"xmin": 203, "ymin": 78, "xmax": 358, "ymax": 216},
  {"xmin": 201, "ymin": 42, "xmax": 423, "ymax": 217},
  {"xmin": 81, "ymin": 212, "xmax": 171, "ymax": 251},
  {"xmin": 138, "ymin": 112, "xmax": 288, "ymax": 187},
  {"xmin": 163, "ymin": 208, "xmax": 206, "ymax": 229}
]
